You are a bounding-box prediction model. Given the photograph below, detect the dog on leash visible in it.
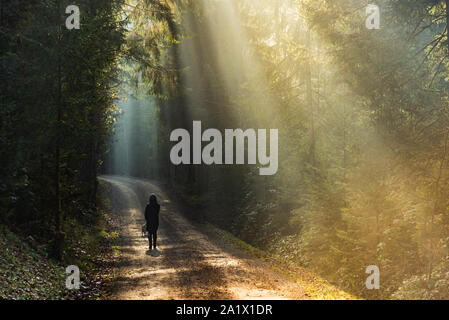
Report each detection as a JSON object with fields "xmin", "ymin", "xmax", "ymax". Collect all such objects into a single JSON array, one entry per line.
[{"xmin": 141, "ymin": 223, "xmax": 147, "ymax": 238}]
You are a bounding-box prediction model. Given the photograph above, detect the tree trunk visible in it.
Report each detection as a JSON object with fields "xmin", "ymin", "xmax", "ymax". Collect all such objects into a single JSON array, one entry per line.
[
  {"xmin": 52, "ymin": 0, "xmax": 64, "ymax": 261},
  {"xmin": 306, "ymin": 31, "xmax": 315, "ymax": 168}
]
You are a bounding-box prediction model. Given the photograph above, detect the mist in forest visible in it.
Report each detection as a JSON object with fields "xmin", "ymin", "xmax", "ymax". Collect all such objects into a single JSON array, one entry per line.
[
  {"xmin": 93, "ymin": 0, "xmax": 449, "ymax": 300},
  {"xmin": 103, "ymin": 95, "xmax": 159, "ymax": 179},
  {"xmin": 134, "ymin": 0, "xmax": 449, "ymax": 299},
  {"xmin": 2, "ymin": 0, "xmax": 449, "ymax": 300}
]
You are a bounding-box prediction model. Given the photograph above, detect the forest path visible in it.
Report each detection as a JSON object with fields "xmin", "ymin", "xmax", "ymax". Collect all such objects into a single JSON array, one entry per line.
[{"xmin": 99, "ymin": 175, "xmax": 306, "ymax": 300}]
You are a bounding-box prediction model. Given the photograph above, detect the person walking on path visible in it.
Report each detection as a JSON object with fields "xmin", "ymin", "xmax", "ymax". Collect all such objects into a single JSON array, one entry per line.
[{"xmin": 144, "ymin": 194, "xmax": 160, "ymax": 251}]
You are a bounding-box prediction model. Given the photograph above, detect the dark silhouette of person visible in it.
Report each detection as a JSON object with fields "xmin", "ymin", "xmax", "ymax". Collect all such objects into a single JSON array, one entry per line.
[{"xmin": 144, "ymin": 194, "xmax": 160, "ymax": 251}]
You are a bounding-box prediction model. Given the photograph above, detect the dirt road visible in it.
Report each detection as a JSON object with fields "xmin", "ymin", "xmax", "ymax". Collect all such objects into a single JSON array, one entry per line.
[{"xmin": 99, "ymin": 175, "xmax": 306, "ymax": 300}]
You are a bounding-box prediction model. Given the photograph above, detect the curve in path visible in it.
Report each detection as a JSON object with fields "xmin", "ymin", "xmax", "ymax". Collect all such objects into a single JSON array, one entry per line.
[{"xmin": 99, "ymin": 175, "xmax": 306, "ymax": 300}]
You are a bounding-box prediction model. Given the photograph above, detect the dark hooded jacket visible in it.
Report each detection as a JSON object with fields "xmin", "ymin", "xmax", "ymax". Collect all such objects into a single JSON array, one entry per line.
[{"xmin": 145, "ymin": 194, "xmax": 160, "ymax": 232}]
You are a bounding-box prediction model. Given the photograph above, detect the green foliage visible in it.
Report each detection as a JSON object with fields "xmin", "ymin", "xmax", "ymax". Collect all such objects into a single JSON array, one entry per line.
[
  {"xmin": 2, "ymin": 0, "xmax": 449, "ymax": 300},
  {"xmin": 392, "ymin": 254, "xmax": 449, "ymax": 300},
  {"xmin": 0, "ymin": 0, "xmax": 129, "ymax": 264},
  {"xmin": 144, "ymin": 0, "xmax": 449, "ymax": 299},
  {"xmin": 0, "ymin": 225, "xmax": 68, "ymax": 299}
]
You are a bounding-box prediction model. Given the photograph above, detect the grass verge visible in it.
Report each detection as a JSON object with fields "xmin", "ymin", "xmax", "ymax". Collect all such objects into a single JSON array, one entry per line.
[{"xmin": 202, "ymin": 222, "xmax": 359, "ymax": 300}]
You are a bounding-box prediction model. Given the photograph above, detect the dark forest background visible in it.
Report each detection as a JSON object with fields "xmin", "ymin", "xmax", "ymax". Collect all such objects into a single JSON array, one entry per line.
[{"xmin": 2, "ymin": 0, "xmax": 449, "ymax": 299}]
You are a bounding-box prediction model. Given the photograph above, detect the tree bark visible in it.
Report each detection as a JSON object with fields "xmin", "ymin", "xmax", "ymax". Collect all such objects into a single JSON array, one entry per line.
[{"xmin": 53, "ymin": 0, "xmax": 64, "ymax": 261}]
